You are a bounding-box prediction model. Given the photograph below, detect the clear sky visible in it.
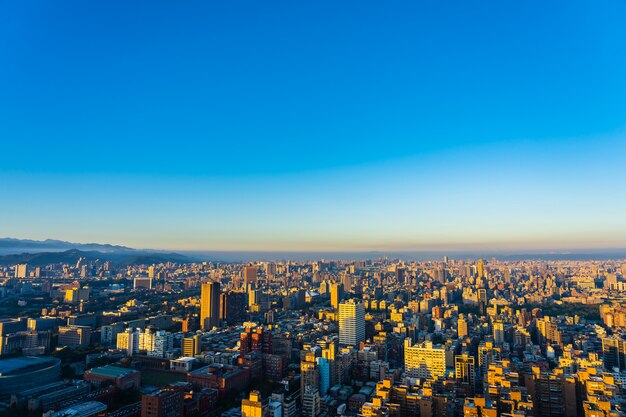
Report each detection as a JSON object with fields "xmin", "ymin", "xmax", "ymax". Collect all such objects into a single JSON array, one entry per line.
[{"xmin": 1, "ymin": 0, "xmax": 625, "ymax": 252}]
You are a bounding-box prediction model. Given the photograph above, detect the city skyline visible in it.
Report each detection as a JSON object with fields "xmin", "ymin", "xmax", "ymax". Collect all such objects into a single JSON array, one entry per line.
[{"xmin": 2, "ymin": 0, "xmax": 626, "ymax": 251}]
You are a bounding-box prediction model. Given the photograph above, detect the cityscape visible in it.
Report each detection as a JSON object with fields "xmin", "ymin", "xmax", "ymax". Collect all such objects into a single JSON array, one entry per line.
[
  {"xmin": 2, "ymin": 1, "xmax": 626, "ymax": 417},
  {"xmin": 0, "ymin": 250, "xmax": 625, "ymax": 417}
]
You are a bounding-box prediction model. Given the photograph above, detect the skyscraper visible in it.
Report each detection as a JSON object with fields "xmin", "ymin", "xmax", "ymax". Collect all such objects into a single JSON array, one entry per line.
[
  {"xmin": 458, "ymin": 315, "xmax": 469, "ymax": 338},
  {"xmin": 244, "ymin": 266, "xmax": 258, "ymax": 286},
  {"xmin": 200, "ymin": 282, "xmax": 220, "ymax": 330},
  {"xmin": 338, "ymin": 299, "xmax": 365, "ymax": 346},
  {"xmin": 330, "ymin": 282, "xmax": 344, "ymax": 310}
]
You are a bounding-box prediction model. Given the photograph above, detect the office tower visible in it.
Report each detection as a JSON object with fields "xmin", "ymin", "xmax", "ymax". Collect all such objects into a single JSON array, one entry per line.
[
  {"xmin": 396, "ymin": 266, "xmax": 405, "ymax": 284},
  {"xmin": 338, "ymin": 299, "xmax": 365, "ymax": 346},
  {"xmin": 458, "ymin": 315, "xmax": 469, "ymax": 338},
  {"xmin": 200, "ymin": 282, "xmax": 220, "ymax": 330},
  {"xmin": 404, "ymin": 339, "xmax": 446, "ymax": 379},
  {"xmin": 244, "ymin": 266, "xmax": 258, "ymax": 285},
  {"xmin": 316, "ymin": 357, "xmax": 330, "ymax": 395},
  {"xmin": 477, "ymin": 259, "xmax": 485, "ymax": 278},
  {"xmin": 455, "ymin": 353, "xmax": 476, "ymax": 395},
  {"xmin": 14, "ymin": 264, "xmax": 28, "ymax": 278},
  {"xmin": 141, "ymin": 388, "xmax": 183, "ymax": 417},
  {"xmin": 182, "ymin": 334, "xmax": 202, "ymax": 357},
  {"xmin": 341, "ymin": 274, "xmax": 353, "ymax": 293},
  {"xmin": 478, "ymin": 288, "xmax": 488, "ymax": 314},
  {"xmin": 220, "ymin": 291, "xmax": 246, "ymax": 325},
  {"xmin": 147, "ymin": 265, "xmax": 156, "ymax": 279},
  {"xmin": 242, "ymin": 390, "xmax": 265, "ymax": 417},
  {"xmin": 330, "ymin": 282, "xmax": 344, "ymax": 310},
  {"xmin": 602, "ymin": 335, "xmax": 626, "ymax": 370},
  {"xmin": 265, "ymin": 262, "xmax": 277, "ymax": 277},
  {"xmin": 302, "ymin": 387, "xmax": 321, "ymax": 417},
  {"xmin": 493, "ymin": 321, "xmax": 505, "ymax": 344}
]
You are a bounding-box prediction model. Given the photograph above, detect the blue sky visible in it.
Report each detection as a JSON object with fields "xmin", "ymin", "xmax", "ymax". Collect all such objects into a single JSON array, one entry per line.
[{"xmin": 1, "ymin": 0, "xmax": 625, "ymax": 251}]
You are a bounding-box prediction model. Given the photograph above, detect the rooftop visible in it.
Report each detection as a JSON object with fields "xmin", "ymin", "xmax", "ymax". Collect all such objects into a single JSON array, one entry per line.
[
  {"xmin": 0, "ymin": 356, "xmax": 59, "ymax": 376},
  {"xmin": 49, "ymin": 401, "xmax": 107, "ymax": 417},
  {"xmin": 86, "ymin": 365, "xmax": 139, "ymax": 378}
]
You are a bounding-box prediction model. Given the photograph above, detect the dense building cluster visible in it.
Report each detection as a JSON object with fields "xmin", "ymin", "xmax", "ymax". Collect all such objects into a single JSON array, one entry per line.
[{"xmin": 0, "ymin": 257, "xmax": 625, "ymax": 417}]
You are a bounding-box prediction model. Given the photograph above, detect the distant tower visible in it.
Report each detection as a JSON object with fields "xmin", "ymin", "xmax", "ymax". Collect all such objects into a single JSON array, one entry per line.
[
  {"xmin": 477, "ymin": 259, "xmax": 485, "ymax": 279},
  {"xmin": 243, "ymin": 266, "xmax": 258, "ymax": 286},
  {"xmin": 395, "ymin": 267, "xmax": 405, "ymax": 284},
  {"xmin": 200, "ymin": 282, "xmax": 220, "ymax": 330}
]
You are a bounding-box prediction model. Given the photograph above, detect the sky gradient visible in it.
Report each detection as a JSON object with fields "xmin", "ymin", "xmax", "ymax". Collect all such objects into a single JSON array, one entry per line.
[{"xmin": 1, "ymin": 0, "xmax": 625, "ymax": 251}]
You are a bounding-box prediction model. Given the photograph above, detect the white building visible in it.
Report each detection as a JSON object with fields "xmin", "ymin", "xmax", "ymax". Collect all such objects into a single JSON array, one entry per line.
[{"xmin": 338, "ymin": 299, "xmax": 365, "ymax": 346}]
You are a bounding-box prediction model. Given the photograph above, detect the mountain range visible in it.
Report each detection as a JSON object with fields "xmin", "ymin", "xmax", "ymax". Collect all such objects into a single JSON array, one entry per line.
[{"xmin": 0, "ymin": 238, "xmax": 193, "ymax": 266}]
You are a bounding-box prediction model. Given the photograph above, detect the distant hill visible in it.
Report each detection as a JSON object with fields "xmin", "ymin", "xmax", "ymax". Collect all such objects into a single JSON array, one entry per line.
[
  {"xmin": 0, "ymin": 248, "xmax": 193, "ymax": 266},
  {"xmin": 0, "ymin": 238, "xmax": 136, "ymax": 256}
]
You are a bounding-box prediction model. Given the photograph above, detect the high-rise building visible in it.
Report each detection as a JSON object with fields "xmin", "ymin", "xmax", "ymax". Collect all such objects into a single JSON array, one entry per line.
[
  {"xmin": 242, "ymin": 390, "xmax": 265, "ymax": 417},
  {"xmin": 330, "ymin": 283, "xmax": 344, "ymax": 310},
  {"xmin": 183, "ymin": 334, "xmax": 202, "ymax": 357},
  {"xmin": 300, "ymin": 350, "xmax": 320, "ymax": 394},
  {"xmin": 117, "ymin": 328, "xmax": 140, "ymax": 356},
  {"xmin": 338, "ymin": 299, "xmax": 365, "ymax": 346},
  {"xmin": 404, "ymin": 340, "xmax": 446, "ymax": 379},
  {"xmin": 477, "ymin": 259, "xmax": 485, "ymax": 278},
  {"xmin": 458, "ymin": 315, "xmax": 469, "ymax": 338},
  {"xmin": 455, "ymin": 353, "xmax": 476, "ymax": 395},
  {"xmin": 493, "ymin": 321, "xmax": 505, "ymax": 344},
  {"xmin": 244, "ymin": 266, "xmax": 258, "ymax": 285},
  {"xmin": 220, "ymin": 291, "xmax": 247, "ymax": 325},
  {"xmin": 395, "ymin": 267, "xmax": 405, "ymax": 284},
  {"xmin": 139, "ymin": 330, "xmax": 173, "ymax": 358},
  {"xmin": 14, "ymin": 264, "xmax": 28, "ymax": 278},
  {"xmin": 200, "ymin": 282, "xmax": 220, "ymax": 330},
  {"xmin": 602, "ymin": 335, "xmax": 626, "ymax": 370}
]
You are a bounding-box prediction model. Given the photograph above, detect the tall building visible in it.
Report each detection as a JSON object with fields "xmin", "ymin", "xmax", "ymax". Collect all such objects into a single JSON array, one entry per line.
[
  {"xmin": 338, "ymin": 299, "xmax": 365, "ymax": 346},
  {"xmin": 220, "ymin": 291, "xmax": 246, "ymax": 325},
  {"xmin": 396, "ymin": 266, "xmax": 405, "ymax": 284},
  {"xmin": 200, "ymin": 282, "xmax": 220, "ymax": 330},
  {"xmin": 404, "ymin": 340, "xmax": 446, "ymax": 379},
  {"xmin": 117, "ymin": 328, "xmax": 139, "ymax": 356},
  {"xmin": 244, "ymin": 266, "xmax": 258, "ymax": 286},
  {"xmin": 493, "ymin": 321, "xmax": 505, "ymax": 344},
  {"xmin": 458, "ymin": 315, "xmax": 469, "ymax": 338},
  {"xmin": 477, "ymin": 259, "xmax": 485, "ymax": 278},
  {"xmin": 602, "ymin": 335, "xmax": 626, "ymax": 370},
  {"xmin": 182, "ymin": 334, "xmax": 202, "ymax": 357},
  {"xmin": 300, "ymin": 350, "xmax": 320, "ymax": 395},
  {"xmin": 14, "ymin": 264, "xmax": 28, "ymax": 278},
  {"xmin": 330, "ymin": 283, "xmax": 344, "ymax": 310},
  {"xmin": 242, "ymin": 390, "xmax": 265, "ymax": 417},
  {"xmin": 455, "ymin": 353, "xmax": 476, "ymax": 395}
]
